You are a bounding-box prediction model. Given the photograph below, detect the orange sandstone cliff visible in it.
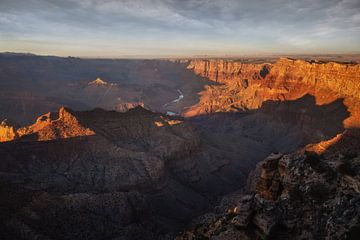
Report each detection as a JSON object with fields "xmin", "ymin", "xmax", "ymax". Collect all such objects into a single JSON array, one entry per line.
[{"xmin": 185, "ymin": 58, "xmax": 360, "ymax": 128}]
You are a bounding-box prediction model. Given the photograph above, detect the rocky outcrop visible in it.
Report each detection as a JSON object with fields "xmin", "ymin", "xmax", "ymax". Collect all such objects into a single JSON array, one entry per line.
[
  {"xmin": 177, "ymin": 131, "xmax": 360, "ymax": 240},
  {"xmin": 186, "ymin": 58, "xmax": 360, "ymax": 128},
  {"xmin": 0, "ymin": 119, "xmax": 19, "ymax": 142},
  {"xmin": 88, "ymin": 77, "xmax": 109, "ymax": 85},
  {"xmin": 116, "ymin": 101, "xmax": 145, "ymax": 112},
  {"xmin": 0, "ymin": 107, "xmax": 95, "ymax": 142}
]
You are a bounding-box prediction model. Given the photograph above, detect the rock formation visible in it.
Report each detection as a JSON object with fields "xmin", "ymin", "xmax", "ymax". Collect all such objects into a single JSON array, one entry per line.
[
  {"xmin": 177, "ymin": 131, "xmax": 360, "ymax": 239},
  {"xmin": 185, "ymin": 58, "xmax": 360, "ymax": 128},
  {"xmin": 0, "ymin": 119, "xmax": 19, "ymax": 142},
  {"xmin": 88, "ymin": 77, "xmax": 109, "ymax": 85},
  {"xmin": 0, "ymin": 107, "xmax": 95, "ymax": 142},
  {"xmin": 115, "ymin": 101, "xmax": 145, "ymax": 112}
]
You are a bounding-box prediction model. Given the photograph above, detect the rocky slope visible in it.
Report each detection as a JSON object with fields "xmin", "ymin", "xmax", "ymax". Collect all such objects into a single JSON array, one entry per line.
[{"xmin": 177, "ymin": 129, "xmax": 360, "ymax": 240}]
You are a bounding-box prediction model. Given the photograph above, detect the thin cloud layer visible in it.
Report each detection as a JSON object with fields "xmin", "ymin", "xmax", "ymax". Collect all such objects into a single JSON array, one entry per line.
[{"xmin": 0, "ymin": 0, "xmax": 359, "ymax": 57}]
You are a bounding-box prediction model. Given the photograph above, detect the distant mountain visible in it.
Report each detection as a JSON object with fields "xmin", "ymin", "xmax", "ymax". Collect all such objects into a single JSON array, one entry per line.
[{"xmin": 0, "ymin": 52, "xmax": 37, "ymax": 56}]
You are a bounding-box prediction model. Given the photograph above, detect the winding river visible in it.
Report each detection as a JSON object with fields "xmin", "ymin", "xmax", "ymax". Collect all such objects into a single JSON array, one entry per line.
[{"xmin": 163, "ymin": 89, "xmax": 184, "ymax": 116}]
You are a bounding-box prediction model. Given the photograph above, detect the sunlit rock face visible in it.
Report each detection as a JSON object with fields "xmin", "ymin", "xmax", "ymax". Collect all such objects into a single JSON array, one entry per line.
[
  {"xmin": 0, "ymin": 107, "xmax": 95, "ymax": 142},
  {"xmin": 185, "ymin": 58, "xmax": 360, "ymax": 128},
  {"xmin": 88, "ymin": 77, "xmax": 109, "ymax": 85},
  {"xmin": 0, "ymin": 119, "xmax": 19, "ymax": 142}
]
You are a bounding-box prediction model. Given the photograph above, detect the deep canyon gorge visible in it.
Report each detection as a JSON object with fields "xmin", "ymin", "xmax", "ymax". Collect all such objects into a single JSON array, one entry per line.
[{"xmin": 0, "ymin": 53, "xmax": 360, "ymax": 240}]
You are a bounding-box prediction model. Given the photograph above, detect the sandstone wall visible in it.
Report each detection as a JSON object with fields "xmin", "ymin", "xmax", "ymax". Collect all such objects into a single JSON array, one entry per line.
[{"xmin": 186, "ymin": 58, "xmax": 360, "ymax": 128}]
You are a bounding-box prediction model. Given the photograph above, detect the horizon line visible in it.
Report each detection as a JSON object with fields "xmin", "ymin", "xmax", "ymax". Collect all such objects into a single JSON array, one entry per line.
[{"xmin": 1, "ymin": 51, "xmax": 360, "ymax": 60}]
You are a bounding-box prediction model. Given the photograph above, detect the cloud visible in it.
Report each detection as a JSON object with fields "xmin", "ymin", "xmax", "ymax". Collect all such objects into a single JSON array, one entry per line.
[{"xmin": 0, "ymin": 0, "xmax": 359, "ymax": 56}]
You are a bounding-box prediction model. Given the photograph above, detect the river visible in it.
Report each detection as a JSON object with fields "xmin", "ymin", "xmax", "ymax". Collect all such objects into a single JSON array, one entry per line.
[{"xmin": 163, "ymin": 89, "xmax": 184, "ymax": 116}]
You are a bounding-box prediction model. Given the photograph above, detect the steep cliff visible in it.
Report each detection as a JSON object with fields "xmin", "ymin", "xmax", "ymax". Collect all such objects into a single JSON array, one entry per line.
[{"xmin": 186, "ymin": 58, "xmax": 360, "ymax": 128}]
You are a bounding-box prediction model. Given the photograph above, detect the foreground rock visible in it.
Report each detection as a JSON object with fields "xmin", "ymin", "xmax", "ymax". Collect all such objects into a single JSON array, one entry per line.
[{"xmin": 177, "ymin": 131, "xmax": 360, "ymax": 239}]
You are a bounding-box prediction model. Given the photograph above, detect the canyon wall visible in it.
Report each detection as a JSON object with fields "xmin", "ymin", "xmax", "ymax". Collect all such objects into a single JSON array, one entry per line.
[{"xmin": 186, "ymin": 58, "xmax": 360, "ymax": 128}]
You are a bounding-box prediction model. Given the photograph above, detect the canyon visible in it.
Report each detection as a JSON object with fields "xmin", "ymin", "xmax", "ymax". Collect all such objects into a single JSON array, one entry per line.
[{"xmin": 0, "ymin": 53, "xmax": 359, "ymax": 239}]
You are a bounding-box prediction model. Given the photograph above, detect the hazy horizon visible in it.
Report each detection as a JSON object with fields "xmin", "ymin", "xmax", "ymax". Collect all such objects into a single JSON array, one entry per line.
[
  {"xmin": 1, "ymin": 0, "xmax": 360, "ymax": 58},
  {"xmin": 3, "ymin": 51, "xmax": 360, "ymax": 60}
]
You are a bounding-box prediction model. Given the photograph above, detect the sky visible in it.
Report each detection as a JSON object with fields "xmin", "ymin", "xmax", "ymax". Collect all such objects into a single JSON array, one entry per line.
[{"xmin": 0, "ymin": 0, "xmax": 359, "ymax": 57}]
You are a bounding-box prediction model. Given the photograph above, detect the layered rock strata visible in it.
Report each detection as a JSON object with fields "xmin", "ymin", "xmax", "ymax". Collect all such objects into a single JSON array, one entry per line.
[{"xmin": 186, "ymin": 58, "xmax": 360, "ymax": 128}]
